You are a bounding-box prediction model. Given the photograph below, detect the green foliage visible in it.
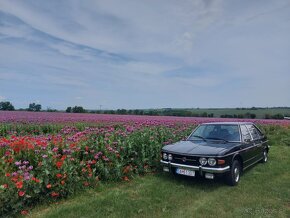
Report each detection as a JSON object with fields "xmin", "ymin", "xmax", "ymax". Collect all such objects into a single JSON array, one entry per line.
[
  {"xmin": 0, "ymin": 101, "xmax": 15, "ymax": 111},
  {"xmin": 0, "ymin": 123, "xmax": 193, "ymax": 216},
  {"xmin": 66, "ymin": 107, "xmax": 72, "ymax": 113},
  {"xmin": 28, "ymin": 103, "xmax": 42, "ymax": 112},
  {"xmin": 72, "ymin": 106, "xmax": 86, "ymax": 113},
  {"xmin": 0, "ymin": 123, "xmax": 289, "ymax": 216},
  {"xmin": 46, "ymin": 108, "xmax": 58, "ymax": 112},
  {"xmin": 87, "ymin": 108, "xmax": 290, "ymax": 119},
  {"xmin": 220, "ymin": 113, "xmax": 256, "ymax": 119},
  {"xmin": 30, "ymin": 144, "xmax": 290, "ymax": 218},
  {"xmin": 264, "ymin": 113, "xmax": 285, "ymax": 119},
  {"xmin": 65, "ymin": 106, "xmax": 86, "ymax": 113}
]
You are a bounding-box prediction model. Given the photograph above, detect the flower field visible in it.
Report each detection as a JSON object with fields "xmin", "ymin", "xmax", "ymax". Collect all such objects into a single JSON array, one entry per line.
[{"xmin": 0, "ymin": 111, "xmax": 290, "ymax": 216}]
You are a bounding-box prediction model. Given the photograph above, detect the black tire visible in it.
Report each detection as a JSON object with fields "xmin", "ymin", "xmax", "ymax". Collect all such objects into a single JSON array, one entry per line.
[
  {"xmin": 260, "ymin": 150, "xmax": 268, "ymax": 163},
  {"xmin": 225, "ymin": 160, "xmax": 241, "ymax": 186}
]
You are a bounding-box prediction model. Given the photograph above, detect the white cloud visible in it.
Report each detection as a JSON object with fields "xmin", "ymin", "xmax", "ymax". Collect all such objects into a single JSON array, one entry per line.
[{"xmin": 0, "ymin": 0, "xmax": 289, "ymax": 109}]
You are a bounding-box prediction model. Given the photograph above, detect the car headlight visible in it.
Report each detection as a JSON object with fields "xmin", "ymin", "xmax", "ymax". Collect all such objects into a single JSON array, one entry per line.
[
  {"xmin": 199, "ymin": 157, "xmax": 207, "ymax": 165},
  {"xmin": 168, "ymin": 154, "xmax": 173, "ymax": 161},
  {"xmin": 163, "ymin": 153, "xmax": 168, "ymax": 160},
  {"xmin": 208, "ymin": 158, "xmax": 216, "ymax": 166}
]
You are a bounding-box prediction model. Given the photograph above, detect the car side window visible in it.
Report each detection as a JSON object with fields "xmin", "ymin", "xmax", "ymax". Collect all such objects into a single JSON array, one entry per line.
[
  {"xmin": 246, "ymin": 125, "xmax": 261, "ymax": 140},
  {"xmin": 240, "ymin": 125, "xmax": 251, "ymax": 142}
]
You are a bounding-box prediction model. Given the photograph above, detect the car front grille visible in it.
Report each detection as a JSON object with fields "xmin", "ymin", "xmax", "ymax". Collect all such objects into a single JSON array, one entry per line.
[{"xmin": 172, "ymin": 154, "xmax": 198, "ymax": 166}]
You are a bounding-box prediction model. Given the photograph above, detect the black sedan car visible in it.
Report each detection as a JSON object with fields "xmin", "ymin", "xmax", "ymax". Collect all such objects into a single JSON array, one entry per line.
[{"xmin": 160, "ymin": 122, "xmax": 269, "ymax": 186}]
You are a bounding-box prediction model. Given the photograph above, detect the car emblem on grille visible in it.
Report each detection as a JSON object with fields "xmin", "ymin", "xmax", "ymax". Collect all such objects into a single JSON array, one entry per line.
[{"xmin": 182, "ymin": 157, "xmax": 186, "ymax": 162}]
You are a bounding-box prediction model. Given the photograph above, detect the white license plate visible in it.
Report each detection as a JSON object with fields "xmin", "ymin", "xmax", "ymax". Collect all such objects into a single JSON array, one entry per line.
[{"xmin": 176, "ymin": 168, "xmax": 195, "ymax": 177}]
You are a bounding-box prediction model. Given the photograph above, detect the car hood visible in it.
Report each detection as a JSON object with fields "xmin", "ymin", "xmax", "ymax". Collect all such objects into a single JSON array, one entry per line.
[{"xmin": 162, "ymin": 140, "xmax": 239, "ymax": 156}]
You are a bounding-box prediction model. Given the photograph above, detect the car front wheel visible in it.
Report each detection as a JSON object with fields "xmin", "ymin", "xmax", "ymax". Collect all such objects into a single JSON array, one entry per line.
[{"xmin": 225, "ymin": 160, "xmax": 241, "ymax": 186}]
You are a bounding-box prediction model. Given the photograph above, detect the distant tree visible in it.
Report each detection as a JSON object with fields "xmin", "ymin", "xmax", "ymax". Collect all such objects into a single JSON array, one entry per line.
[
  {"xmin": 237, "ymin": 114, "xmax": 244, "ymax": 118},
  {"xmin": 272, "ymin": 113, "xmax": 284, "ymax": 119},
  {"xmin": 0, "ymin": 101, "xmax": 15, "ymax": 111},
  {"xmin": 250, "ymin": 113, "xmax": 256, "ymax": 119},
  {"xmin": 28, "ymin": 103, "xmax": 41, "ymax": 112},
  {"xmin": 109, "ymin": 110, "xmax": 116, "ymax": 114},
  {"xmin": 46, "ymin": 107, "xmax": 57, "ymax": 112},
  {"xmin": 117, "ymin": 109, "xmax": 127, "ymax": 114},
  {"xmin": 72, "ymin": 106, "xmax": 86, "ymax": 113},
  {"xmin": 66, "ymin": 107, "xmax": 72, "ymax": 113},
  {"xmin": 208, "ymin": 113, "xmax": 214, "ymax": 117}
]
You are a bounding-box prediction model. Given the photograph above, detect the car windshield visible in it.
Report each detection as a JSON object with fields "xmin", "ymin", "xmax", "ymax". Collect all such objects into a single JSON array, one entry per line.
[{"xmin": 188, "ymin": 124, "xmax": 241, "ymax": 142}]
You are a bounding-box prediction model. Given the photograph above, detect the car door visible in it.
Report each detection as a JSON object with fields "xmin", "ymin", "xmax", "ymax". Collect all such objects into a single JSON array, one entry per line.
[
  {"xmin": 246, "ymin": 124, "xmax": 264, "ymax": 160},
  {"xmin": 239, "ymin": 124, "xmax": 258, "ymax": 168}
]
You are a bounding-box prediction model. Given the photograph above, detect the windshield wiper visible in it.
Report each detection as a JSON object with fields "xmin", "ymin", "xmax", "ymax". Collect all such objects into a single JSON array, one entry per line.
[
  {"xmin": 205, "ymin": 137, "xmax": 229, "ymax": 143},
  {"xmin": 190, "ymin": 135, "xmax": 207, "ymax": 141}
]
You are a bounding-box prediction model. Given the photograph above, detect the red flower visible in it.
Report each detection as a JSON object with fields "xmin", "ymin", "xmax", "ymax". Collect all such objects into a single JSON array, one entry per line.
[
  {"xmin": 11, "ymin": 177, "xmax": 18, "ymax": 182},
  {"xmin": 21, "ymin": 210, "xmax": 29, "ymax": 215},
  {"xmin": 123, "ymin": 176, "xmax": 130, "ymax": 182},
  {"xmin": 56, "ymin": 173, "xmax": 62, "ymax": 178},
  {"xmin": 5, "ymin": 173, "xmax": 11, "ymax": 177},
  {"xmin": 46, "ymin": 184, "xmax": 52, "ymax": 189},
  {"xmin": 16, "ymin": 181, "xmax": 23, "ymax": 189},
  {"xmin": 83, "ymin": 182, "xmax": 89, "ymax": 187},
  {"xmin": 32, "ymin": 177, "xmax": 40, "ymax": 183},
  {"xmin": 18, "ymin": 191, "xmax": 25, "ymax": 197},
  {"xmin": 3, "ymin": 184, "xmax": 8, "ymax": 188},
  {"xmin": 61, "ymin": 180, "xmax": 65, "ymax": 185},
  {"xmin": 61, "ymin": 155, "xmax": 67, "ymax": 161},
  {"xmin": 56, "ymin": 161, "xmax": 63, "ymax": 169},
  {"xmin": 51, "ymin": 192, "xmax": 59, "ymax": 197},
  {"xmin": 123, "ymin": 166, "xmax": 131, "ymax": 174}
]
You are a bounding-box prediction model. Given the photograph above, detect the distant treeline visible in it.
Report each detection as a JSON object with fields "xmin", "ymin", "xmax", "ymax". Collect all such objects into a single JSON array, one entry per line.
[
  {"xmin": 220, "ymin": 113, "xmax": 256, "ymax": 119},
  {"xmin": 1, "ymin": 101, "xmax": 289, "ymax": 120},
  {"xmin": 90, "ymin": 109, "xmax": 289, "ymax": 120},
  {"xmin": 89, "ymin": 109, "xmax": 213, "ymax": 117}
]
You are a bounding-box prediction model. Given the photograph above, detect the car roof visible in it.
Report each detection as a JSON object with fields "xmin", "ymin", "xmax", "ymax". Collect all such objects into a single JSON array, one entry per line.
[{"xmin": 201, "ymin": 121, "xmax": 254, "ymax": 125}]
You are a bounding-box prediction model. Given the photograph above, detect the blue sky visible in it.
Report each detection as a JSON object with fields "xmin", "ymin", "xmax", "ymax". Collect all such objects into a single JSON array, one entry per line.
[{"xmin": 0, "ymin": 0, "xmax": 290, "ymax": 110}]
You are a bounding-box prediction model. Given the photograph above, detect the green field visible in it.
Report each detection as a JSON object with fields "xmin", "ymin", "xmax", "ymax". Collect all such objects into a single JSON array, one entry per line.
[
  {"xmin": 136, "ymin": 107, "xmax": 290, "ymax": 119},
  {"xmin": 27, "ymin": 126, "xmax": 290, "ymax": 218},
  {"xmin": 187, "ymin": 108, "xmax": 290, "ymax": 119}
]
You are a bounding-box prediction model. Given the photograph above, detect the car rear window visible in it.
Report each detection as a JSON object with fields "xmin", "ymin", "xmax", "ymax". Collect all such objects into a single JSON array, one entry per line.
[{"xmin": 246, "ymin": 125, "xmax": 262, "ymax": 140}]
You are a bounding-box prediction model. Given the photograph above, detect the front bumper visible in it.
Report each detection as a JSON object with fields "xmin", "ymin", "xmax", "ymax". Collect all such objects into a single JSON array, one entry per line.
[{"xmin": 160, "ymin": 160, "xmax": 230, "ymax": 174}]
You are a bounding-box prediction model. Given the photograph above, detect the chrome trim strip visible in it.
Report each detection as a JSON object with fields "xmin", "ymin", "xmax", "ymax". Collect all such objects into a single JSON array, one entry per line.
[
  {"xmin": 243, "ymin": 157, "xmax": 263, "ymax": 170},
  {"xmin": 201, "ymin": 166, "xmax": 230, "ymax": 173},
  {"xmin": 171, "ymin": 162, "xmax": 199, "ymax": 170},
  {"xmin": 243, "ymin": 154, "xmax": 259, "ymax": 163},
  {"xmin": 160, "ymin": 160, "xmax": 230, "ymax": 173}
]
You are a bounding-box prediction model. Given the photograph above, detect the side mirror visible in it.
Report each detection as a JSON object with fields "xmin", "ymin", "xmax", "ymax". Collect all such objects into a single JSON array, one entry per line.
[{"xmin": 244, "ymin": 138, "xmax": 252, "ymax": 143}]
